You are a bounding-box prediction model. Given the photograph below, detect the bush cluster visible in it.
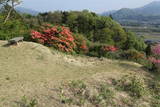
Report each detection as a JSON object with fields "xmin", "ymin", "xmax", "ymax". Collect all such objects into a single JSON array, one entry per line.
[
  {"xmin": 31, "ymin": 26, "xmax": 76, "ymax": 52},
  {"xmin": 0, "ymin": 10, "xmax": 149, "ymax": 68},
  {"xmin": 148, "ymin": 44, "xmax": 160, "ymax": 72}
]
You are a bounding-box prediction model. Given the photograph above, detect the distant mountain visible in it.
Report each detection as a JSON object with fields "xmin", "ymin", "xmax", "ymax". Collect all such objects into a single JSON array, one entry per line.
[
  {"xmin": 101, "ymin": 10, "xmax": 116, "ymax": 16},
  {"xmin": 135, "ymin": 1, "xmax": 160, "ymax": 15},
  {"xmin": 16, "ymin": 7, "xmax": 39, "ymax": 15},
  {"xmin": 102, "ymin": 1, "xmax": 160, "ymax": 26}
]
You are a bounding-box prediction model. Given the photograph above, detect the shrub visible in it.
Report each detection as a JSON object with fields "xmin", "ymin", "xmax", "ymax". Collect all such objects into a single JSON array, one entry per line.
[
  {"xmin": 97, "ymin": 84, "xmax": 114, "ymax": 105},
  {"xmin": 124, "ymin": 32, "xmax": 147, "ymax": 51},
  {"xmin": 59, "ymin": 80, "xmax": 115, "ymax": 106},
  {"xmin": 87, "ymin": 43, "xmax": 103, "ymax": 57},
  {"xmin": 17, "ymin": 96, "xmax": 38, "ymax": 107},
  {"xmin": 100, "ymin": 45, "xmax": 119, "ymax": 58},
  {"xmin": 67, "ymin": 80, "xmax": 88, "ymax": 106},
  {"xmin": 101, "ymin": 45, "xmax": 118, "ymax": 52},
  {"xmin": 0, "ymin": 19, "xmax": 28, "ymax": 40},
  {"xmin": 101, "ymin": 50, "xmax": 124, "ymax": 59},
  {"xmin": 69, "ymin": 80, "xmax": 87, "ymax": 91},
  {"xmin": 31, "ymin": 26, "xmax": 76, "ymax": 52},
  {"xmin": 148, "ymin": 81, "xmax": 160, "ymax": 96},
  {"xmin": 152, "ymin": 44, "xmax": 160, "ymax": 56},
  {"xmin": 148, "ymin": 57, "xmax": 160, "ymax": 72},
  {"xmin": 87, "ymin": 43, "xmax": 119, "ymax": 58},
  {"xmin": 116, "ymin": 74, "xmax": 147, "ymax": 98},
  {"xmin": 123, "ymin": 49, "xmax": 145, "ymax": 61},
  {"xmin": 148, "ymin": 44, "xmax": 160, "ymax": 72},
  {"xmin": 73, "ymin": 34, "xmax": 88, "ymax": 54}
]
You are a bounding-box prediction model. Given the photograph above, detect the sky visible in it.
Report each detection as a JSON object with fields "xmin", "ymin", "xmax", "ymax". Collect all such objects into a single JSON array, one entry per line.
[{"xmin": 20, "ymin": 0, "xmax": 158, "ymax": 13}]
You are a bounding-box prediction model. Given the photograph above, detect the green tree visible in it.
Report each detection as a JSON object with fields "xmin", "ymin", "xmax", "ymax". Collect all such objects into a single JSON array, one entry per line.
[
  {"xmin": 2, "ymin": 0, "xmax": 22, "ymax": 23},
  {"xmin": 93, "ymin": 28, "xmax": 114, "ymax": 44},
  {"xmin": 125, "ymin": 32, "xmax": 147, "ymax": 51}
]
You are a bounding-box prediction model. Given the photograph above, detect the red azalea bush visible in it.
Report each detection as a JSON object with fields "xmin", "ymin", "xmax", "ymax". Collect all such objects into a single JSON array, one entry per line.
[
  {"xmin": 102, "ymin": 45, "xmax": 118, "ymax": 52},
  {"xmin": 79, "ymin": 40, "xmax": 88, "ymax": 53},
  {"xmin": 100, "ymin": 45, "xmax": 120, "ymax": 58},
  {"xmin": 31, "ymin": 26, "xmax": 76, "ymax": 52},
  {"xmin": 73, "ymin": 34, "xmax": 88, "ymax": 54}
]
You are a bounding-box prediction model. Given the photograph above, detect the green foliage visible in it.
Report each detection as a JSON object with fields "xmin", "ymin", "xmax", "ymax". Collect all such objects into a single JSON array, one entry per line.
[
  {"xmin": 116, "ymin": 74, "xmax": 147, "ymax": 98},
  {"xmin": 87, "ymin": 43, "xmax": 103, "ymax": 57},
  {"xmin": 0, "ymin": 10, "xmax": 148, "ymax": 66},
  {"xmin": 38, "ymin": 11, "xmax": 129, "ymax": 47},
  {"xmin": 35, "ymin": 10, "xmax": 148, "ymax": 60},
  {"xmin": 17, "ymin": 96, "xmax": 38, "ymax": 107},
  {"xmin": 93, "ymin": 28, "xmax": 114, "ymax": 44},
  {"xmin": 125, "ymin": 32, "xmax": 147, "ymax": 51},
  {"xmin": 145, "ymin": 44, "xmax": 152, "ymax": 56},
  {"xmin": 73, "ymin": 34, "xmax": 88, "ymax": 54},
  {"xmin": 149, "ymin": 80, "xmax": 160, "ymax": 107},
  {"xmin": 96, "ymin": 84, "xmax": 114, "ymax": 105},
  {"xmin": 69, "ymin": 80, "xmax": 87, "ymax": 90},
  {"xmin": 0, "ymin": 19, "xmax": 28, "ymax": 40},
  {"xmin": 0, "ymin": 9, "xmax": 31, "ymax": 40},
  {"xmin": 151, "ymin": 98, "xmax": 160, "ymax": 107},
  {"xmin": 59, "ymin": 80, "xmax": 115, "ymax": 107},
  {"xmin": 58, "ymin": 76, "xmax": 159, "ymax": 107},
  {"xmin": 38, "ymin": 11, "xmax": 63, "ymax": 25},
  {"xmin": 123, "ymin": 49, "xmax": 145, "ymax": 61},
  {"xmin": 67, "ymin": 80, "xmax": 88, "ymax": 106},
  {"xmin": 149, "ymin": 80, "xmax": 160, "ymax": 96},
  {"xmin": 89, "ymin": 85, "xmax": 115, "ymax": 106},
  {"xmin": 102, "ymin": 50, "xmax": 123, "ymax": 59},
  {"xmin": 87, "ymin": 43, "xmax": 121, "ymax": 59}
]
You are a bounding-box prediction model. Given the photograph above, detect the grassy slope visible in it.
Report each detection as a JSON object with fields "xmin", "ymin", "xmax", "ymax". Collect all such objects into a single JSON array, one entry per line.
[{"xmin": 0, "ymin": 41, "xmax": 155, "ymax": 107}]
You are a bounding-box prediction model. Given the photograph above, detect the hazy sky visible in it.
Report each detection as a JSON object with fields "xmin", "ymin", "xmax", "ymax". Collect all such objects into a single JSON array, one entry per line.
[{"xmin": 20, "ymin": 0, "xmax": 158, "ymax": 13}]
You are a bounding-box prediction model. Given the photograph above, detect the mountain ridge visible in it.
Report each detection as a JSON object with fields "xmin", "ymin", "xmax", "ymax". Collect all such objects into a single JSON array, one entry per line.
[
  {"xmin": 102, "ymin": 1, "xmax": 160, "ymax": 16},
  {"xmin": 16, "ymin": 7, "xmax": 39, "ymax": 15},
  {"xmin": 102, "ymin": 1, "xmax": 160, "ymax": 26}
]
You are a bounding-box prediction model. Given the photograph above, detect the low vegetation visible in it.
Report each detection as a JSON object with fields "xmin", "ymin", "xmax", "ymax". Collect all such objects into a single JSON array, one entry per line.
[{"xmin": 57, "ymin": 74, "xmax": 160, "ymax": 107}]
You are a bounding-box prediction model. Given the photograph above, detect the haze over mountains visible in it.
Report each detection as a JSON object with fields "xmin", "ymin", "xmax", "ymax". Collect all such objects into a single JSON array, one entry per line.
[
  {"xmin": 102, "ymin": 1, "xmax": 160, "ymax": 26},
  {"xmin": 16, "ymin": 7, "xmax": 39, "ymax": 15}
]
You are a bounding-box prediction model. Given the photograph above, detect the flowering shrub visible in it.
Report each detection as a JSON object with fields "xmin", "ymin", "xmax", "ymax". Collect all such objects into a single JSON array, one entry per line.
[
  {"xmin": 148, "ymin": 57, "xmax": 160, "ymax": 64},
  {"xmin": 31, "ymin": 26, "xmax": 76, "ymax": 52},
  {"xmin": 148, "ymin": 44, "xmax": 160, "ymax": 64},
  {"xmin": 73, "ymin": 34, "xmax": 88, "ymax": 54},
  {"xmin": 148, "ymin": 44, "xmax": 160, "ymax": 72},
  {"xmin": 102, "ymin": 45, "xmax": 118, "ymax": 52},
  {"xmin": 152, "ymin": 44, "xmax": 160, "ymax": 56},
  {"xmin": 79, "ymin": 41, "xmax": 88, "ymax": 52}
]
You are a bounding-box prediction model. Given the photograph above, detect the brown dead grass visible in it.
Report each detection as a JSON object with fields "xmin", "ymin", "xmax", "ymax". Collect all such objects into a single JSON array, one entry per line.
[{"xmin": 0, "ymin": 41, "xmax": 151, "ymax": 107}]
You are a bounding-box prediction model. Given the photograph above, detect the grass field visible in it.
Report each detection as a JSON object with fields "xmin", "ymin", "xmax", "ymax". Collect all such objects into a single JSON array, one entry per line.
[
  {"xmin": 0, "ymin": 41, "xmax": 159, "ymax": 107},
  {"xmin": 123, "ymin": 26, "xmax": 160, "ymax": 40}
]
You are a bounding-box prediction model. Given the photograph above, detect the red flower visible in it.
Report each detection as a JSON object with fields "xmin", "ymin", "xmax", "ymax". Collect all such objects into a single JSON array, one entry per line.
[
  {"xmin": 102, "ymin": 45, "xmax": 118, "ymax": 52},
  {"xmin": 31, "ymin": 26, "xmax": 76, "ymax": 52}
]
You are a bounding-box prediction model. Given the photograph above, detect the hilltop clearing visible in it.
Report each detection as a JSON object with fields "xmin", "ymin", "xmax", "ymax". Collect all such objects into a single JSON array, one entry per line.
[{"xmin": 0, "ymin": 41, "xmax": 159, "ymax": 107}]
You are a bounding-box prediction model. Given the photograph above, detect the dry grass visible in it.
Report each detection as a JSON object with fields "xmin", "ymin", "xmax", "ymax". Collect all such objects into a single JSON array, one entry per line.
[{"xmin": 0, "ymin": 41, "xmax": 151, "ymax": 107}]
